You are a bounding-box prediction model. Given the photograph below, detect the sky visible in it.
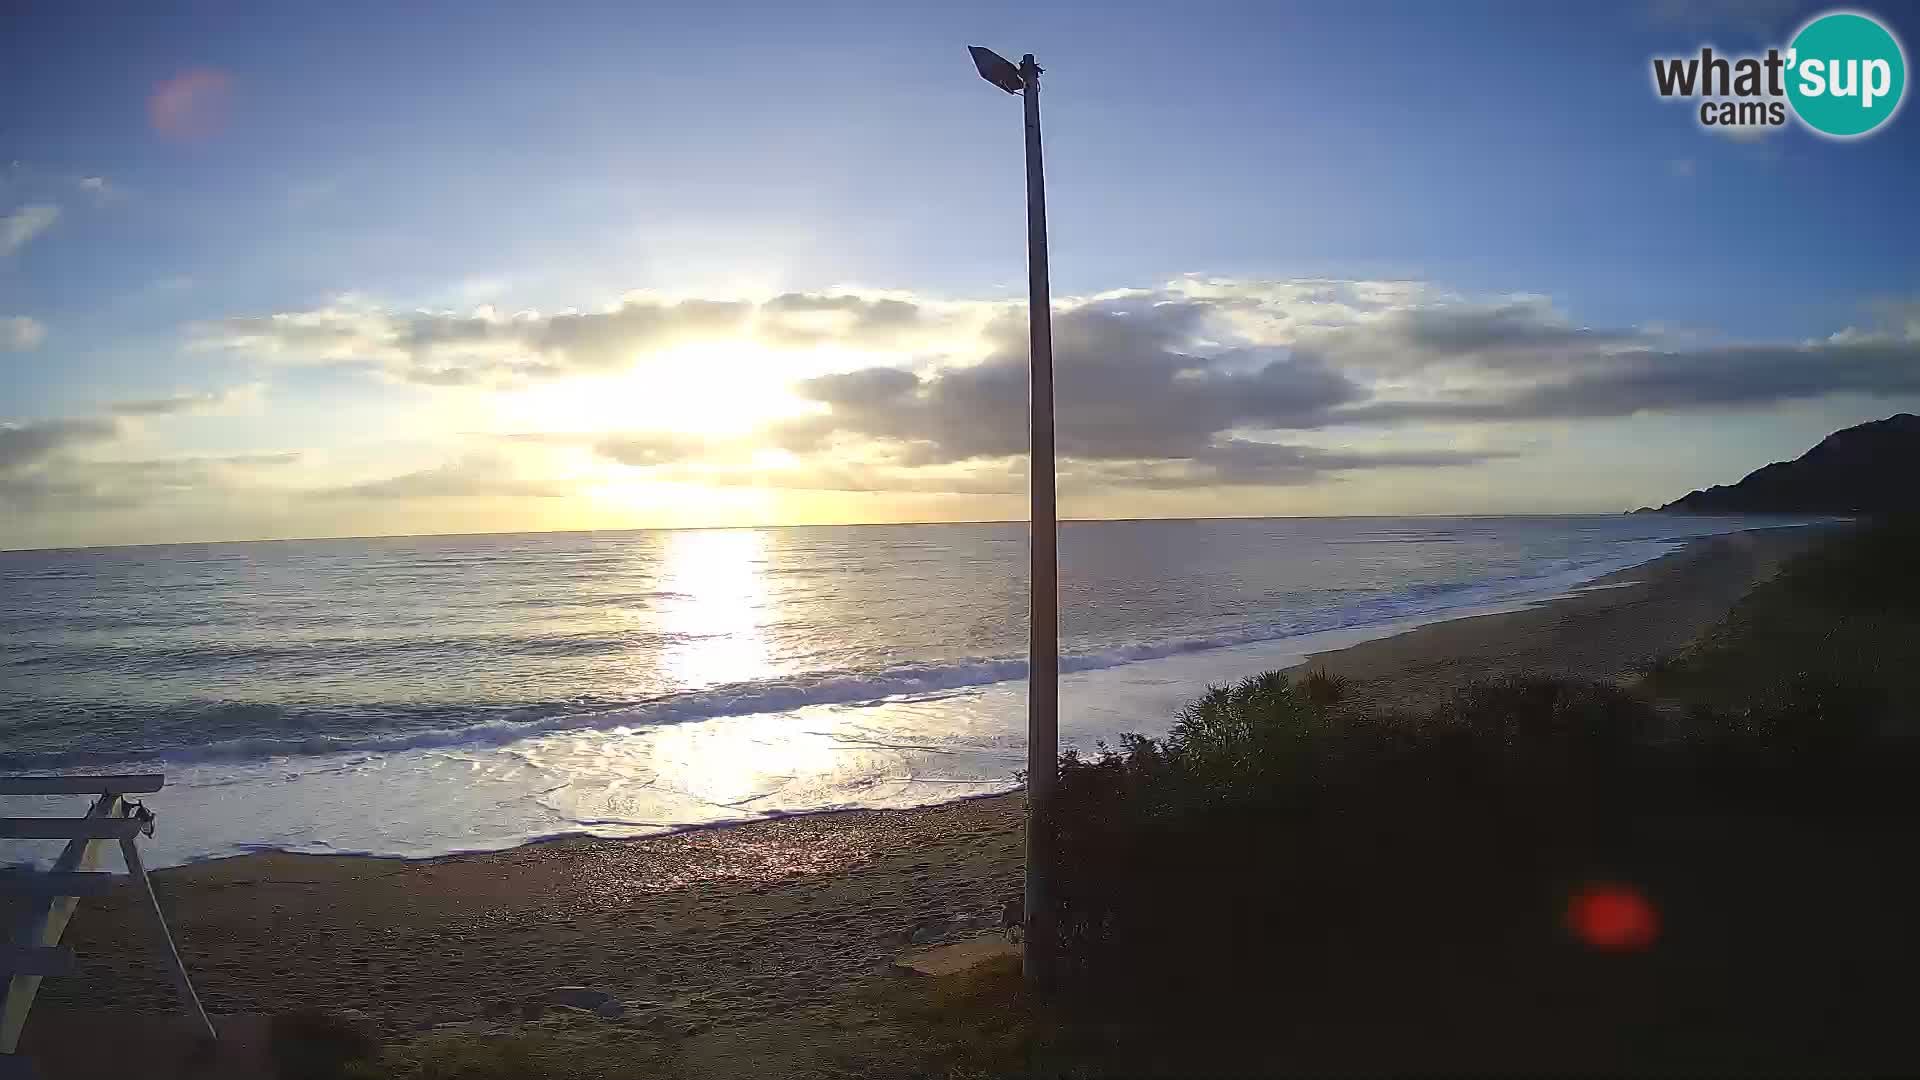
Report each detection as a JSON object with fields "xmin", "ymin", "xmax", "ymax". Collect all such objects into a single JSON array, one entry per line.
[{"xmin": 2, "ymin": 0, "xmax": 1918, "ymax": 549}]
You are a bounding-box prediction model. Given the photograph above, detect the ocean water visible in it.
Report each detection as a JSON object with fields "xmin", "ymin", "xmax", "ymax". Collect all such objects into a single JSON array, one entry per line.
[{"xmin": 0, "ymin": 515, "xmax": 1783, "ymax": 866}]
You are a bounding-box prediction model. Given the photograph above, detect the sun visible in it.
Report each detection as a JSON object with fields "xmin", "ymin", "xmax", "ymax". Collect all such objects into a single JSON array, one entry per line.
[{"xmin": 497, "ymin": 341, "xmax": 821, "ymax": 437}]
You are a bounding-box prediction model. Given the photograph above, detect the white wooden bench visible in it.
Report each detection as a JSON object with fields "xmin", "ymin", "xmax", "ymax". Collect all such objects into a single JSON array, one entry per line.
[{"xmin": 0, "ymin": 774, "xmax": 214, "ymax": 1071}]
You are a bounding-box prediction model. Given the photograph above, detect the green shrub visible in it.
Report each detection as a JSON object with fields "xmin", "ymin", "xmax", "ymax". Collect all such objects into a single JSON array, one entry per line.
[
  {"xmin": 1048, "ymin": 675, "xmax": 1662, "ymax": 1005},
  {"xmin": 269, "ymin": 1008, "xmax": 381, "ymax": 1080},
  {"xmin": 1298, "ymin": 667, "xmax": 1350, "ymax": 707},
  {"xmin": 1775, "ymin": 514, "xmax": 1920, "ymax": 614},
  {"xmin": 1644, "ymin": 517, "xmax": 1920, "ymax": 716}
]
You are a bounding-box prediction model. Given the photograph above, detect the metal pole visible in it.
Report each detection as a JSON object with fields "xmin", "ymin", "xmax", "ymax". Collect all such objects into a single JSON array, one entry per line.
[{"xmin": 1018, "ymin": 51, "xmax": 1059, "ymax": 990}]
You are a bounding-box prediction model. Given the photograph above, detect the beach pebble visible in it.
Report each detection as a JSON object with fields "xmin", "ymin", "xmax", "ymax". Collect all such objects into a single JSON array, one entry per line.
[
  {"xmin": 594, "ymin": 999, "xmax": 627, "ymax": 1019},
  {"xmin": 909, "ymin": 917, "xmax": 955, "ymax": 944},
  {"xmin": 546, "ymin": 985, "xmax": 615, "ymax": 1010},
  {"xmin": 430, "ymin": 1020, "xmax": 503, "ymax": 1037}
]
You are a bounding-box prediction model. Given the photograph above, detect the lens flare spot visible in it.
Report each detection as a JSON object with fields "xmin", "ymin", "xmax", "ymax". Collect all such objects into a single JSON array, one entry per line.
[
  {"xmin": 1567, "ymin": 882, "xmax": 1660, "ymax": 951},
  {"xmin": 150, "ymin": 68, "xmax": 233, "ymax": 141}
]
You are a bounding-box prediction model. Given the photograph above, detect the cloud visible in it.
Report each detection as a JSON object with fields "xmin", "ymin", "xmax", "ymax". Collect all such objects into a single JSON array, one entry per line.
[
  {"xmin": 0, "ymin": 417, "xmax": 123, "ymax": 471},
  {"xmin": 0, "ymin": 399, "xmax": 298, "ymax": 514},
  {"xmin": 0, "ymin": 451, "xmax": 300, "ymax": 513},
  {"xmin": 612, "ymin": 436, "xmax": 1504, "ymax": 496},
  {"xmin": 1337, "ymin": 339, "xmax": 1920, "ymax": 425},
  {"xmin": 108, "ymin": 382, "xmax": 264, "ymax": 417},
  {"xmin": 2, "ymin": 316, "xmax": 46, "ymax": 351},
  {"xmin": 76, "ymin": 176, "xmax": 120, "ymax": 204},
  {"xmin": 1151, "ymin": 439, "xmax": 1508, "ymax": 488},
  {"xmin": 593, "ymin": 430, "xmax": 718, "ymax": 466},
  {"xmin": 1, "ymin": 204, "xmax": 59, "ymax": 256},
  {"xmin": 328, "ymin": 456, "xmax": 568, "ymax": 500},
  {"xmin": 180, "ymin": 277, "xmax": 1920, "ymax": 506},
  {"xmin": 782, "ymin": 297, "xmax": 1365, "ymax": 471},
  {"xmin": 199, "ymin": 289, "xmax": 994, "ymax": 389},
  {"xmin": 204, "ymin": 297, "xmax": 754, "ymax": 386},
  {"xmin": 1306, "ymin": 294, "xmax": 1920, "ymax": 425},
  {"xmin": 1290, "ymin": 295, "xmax": 1649, "ymax": 378},
  {"xmin": 756, "ymin": 292, "xmax": 937, "ymax": 348},
  {"xmin": 534, "ymin": 300, "xmax": 750, "ymax": 369}
]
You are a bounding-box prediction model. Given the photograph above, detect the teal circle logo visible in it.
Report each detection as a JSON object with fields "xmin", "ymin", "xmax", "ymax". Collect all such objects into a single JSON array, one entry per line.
[{"xmin": 1787, "ymin": 11, "xmax": 1907, "ymax": 138}]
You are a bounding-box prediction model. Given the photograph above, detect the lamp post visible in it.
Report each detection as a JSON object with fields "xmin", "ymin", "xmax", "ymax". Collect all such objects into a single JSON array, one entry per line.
[{"xmin": 969, "ymin": 45, "xmax": 1058, "ymax": 989}]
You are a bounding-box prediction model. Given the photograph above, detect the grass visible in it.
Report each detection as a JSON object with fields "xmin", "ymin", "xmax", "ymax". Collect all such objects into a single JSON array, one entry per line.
[{"xmin": 1642, "ymin": 515, "xmax": 1920, "ymax": 718}]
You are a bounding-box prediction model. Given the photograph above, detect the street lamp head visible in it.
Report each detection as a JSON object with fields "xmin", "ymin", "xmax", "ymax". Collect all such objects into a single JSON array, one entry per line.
[{"xmin": 969, "ymin": 46, "xmax": 1026, "ymax": 95}]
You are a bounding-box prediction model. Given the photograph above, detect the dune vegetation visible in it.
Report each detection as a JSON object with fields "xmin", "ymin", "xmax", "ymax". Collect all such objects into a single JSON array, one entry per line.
[{"xmin": 279, "ymin": 519, "xmax": 1920, "ymax": 1077}]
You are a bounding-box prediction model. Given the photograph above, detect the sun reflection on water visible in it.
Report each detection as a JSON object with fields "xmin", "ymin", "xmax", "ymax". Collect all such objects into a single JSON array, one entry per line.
[{"xmin": 656, "ymin": 528, "xmax": 777, "ymax": 691}]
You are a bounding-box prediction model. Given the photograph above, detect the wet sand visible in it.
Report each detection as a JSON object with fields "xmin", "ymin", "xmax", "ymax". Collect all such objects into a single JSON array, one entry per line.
[{"xmin": 26, "ymin": 524, "xmax": 1824, "ymax": 1066}]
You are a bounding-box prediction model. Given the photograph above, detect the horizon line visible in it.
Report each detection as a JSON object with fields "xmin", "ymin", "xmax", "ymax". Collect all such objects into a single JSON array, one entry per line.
[{"xmin": 0, "ymin": 508, "xmax": 1705, "ymax": 556}]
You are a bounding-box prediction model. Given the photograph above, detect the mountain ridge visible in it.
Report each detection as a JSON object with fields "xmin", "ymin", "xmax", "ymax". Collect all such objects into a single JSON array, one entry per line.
[{"xmin": 1643, "ymin": 413, "xmax": 1920, "ymax": 515}]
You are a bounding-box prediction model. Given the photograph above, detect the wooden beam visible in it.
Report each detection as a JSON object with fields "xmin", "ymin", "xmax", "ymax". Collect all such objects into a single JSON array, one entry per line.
[
  {"xmin": 1, "ymin": 793, "xmax": 126, "ymax": 1055},
  {"xmin": 0, "ymin": 818, "xmax": 144, "ymax": 841},
  {"xmin": 0, "ymin": 947, "xmax": 74, "ymax": 979},
  {"xmin": 0, "ymin": 872, "xmax": 120, "ymax": 899},
  {"xmin": 0, "ymin": 775, "xmax": 163, "ymax": 796}
]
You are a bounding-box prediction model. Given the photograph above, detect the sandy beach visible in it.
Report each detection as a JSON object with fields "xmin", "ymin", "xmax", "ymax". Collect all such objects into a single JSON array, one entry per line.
[{"xmin": 23, "ymin": 524, "xmax": 1824, "ymax": 1072}]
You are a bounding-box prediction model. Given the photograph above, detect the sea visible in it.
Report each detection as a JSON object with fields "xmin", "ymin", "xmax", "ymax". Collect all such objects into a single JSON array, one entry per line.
[{"xmin": 0, "ymin": 515, "xmax": 1794, "ymax": 866}]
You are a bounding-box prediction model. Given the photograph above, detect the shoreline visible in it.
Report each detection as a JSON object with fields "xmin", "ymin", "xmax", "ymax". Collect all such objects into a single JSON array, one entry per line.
[
  {"xmin": 34, "ymin": 522, "xmax": 1810, "ymax": 869},
  {"xmin": 32, "ymin": 523, "xmax": 1829, "ymax": 1034},
  {"xmin": 1282, "ymin": 522, "xmax": 1830, "ymax": 710}
]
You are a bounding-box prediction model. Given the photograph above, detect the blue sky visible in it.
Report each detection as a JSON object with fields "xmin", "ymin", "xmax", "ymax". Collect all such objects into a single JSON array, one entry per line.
[{"xmin": 3, "ymin": 1, "xmax": 1918, "ymax": 547}]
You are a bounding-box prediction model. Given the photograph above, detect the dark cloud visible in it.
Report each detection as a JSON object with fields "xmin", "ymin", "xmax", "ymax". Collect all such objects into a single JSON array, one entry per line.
[
  {"xmin": 795, "ymin": 367, "xmax": 920, "ymax": 410},
  {"xmin": 1298, "ymin": 298, "xmax": 1648, "ymax": 376},
  {"xmin": 533, "ymin": 299, "xmax": 750, "ymax": 370},
  {"xmin": 757, "ymin": 293, "xmax": 928, "ymax": 347},
  {"xmin": 1177, "ymin": 439, "xmax": 1508, "ymax": 487},
  {"xmin": 784, "ymin": 299, "xmax": 1364, "ymax": 470},
  {"xmin": 1025, "ymin": 440, "xmax": 1505, "ymax": 491},
  {"xmin": 0, "ymin": 448, "xmax": 298, "ymax": 511},
  {"xmin": 1336, "ymin": 340, "xmax": 1920, "ymax": 424},
  {"xmin": 0, "ymin": 417, "xmax": 121, "ymax": 470},
  {"xmin": 0, "ymin": 470, "xmax": 141, "ymax": 512},
  {"xmin": 1395, "ymin": 302, "xmax": 1644, "ymax": 357}
]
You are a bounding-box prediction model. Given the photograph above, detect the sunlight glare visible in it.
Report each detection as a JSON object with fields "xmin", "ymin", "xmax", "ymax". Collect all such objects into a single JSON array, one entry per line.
[
  {"xmin": 498, "ymin": 341, "xmax": 820, "ymax": 437},
  {"xmin": 655, "ymin": 528, "xmax": 780, "ymax": 690}
]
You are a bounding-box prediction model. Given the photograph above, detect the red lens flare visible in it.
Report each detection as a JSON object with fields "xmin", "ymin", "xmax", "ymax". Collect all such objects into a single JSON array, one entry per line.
[
  {"xmin": 1567, "ymin": 882, "xmax": 1660, "ymax": 952},
  {"xmin": 150, "ymin": 68, "xmax": 233, "ymax": 141}
]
